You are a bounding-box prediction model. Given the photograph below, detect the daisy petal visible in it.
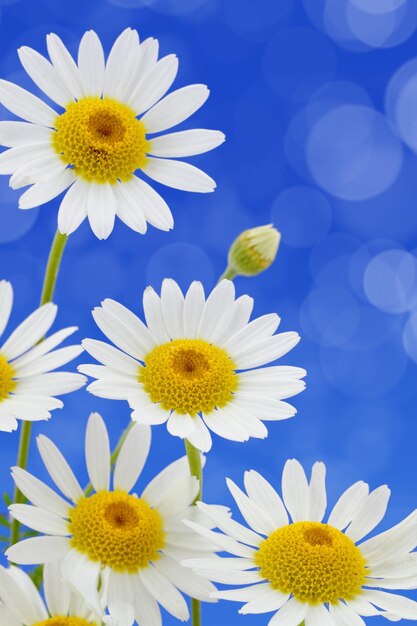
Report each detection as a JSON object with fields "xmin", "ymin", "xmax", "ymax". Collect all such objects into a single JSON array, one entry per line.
[
  {"xmin": 78, "ymin": 30, "xmax": 105, "ymax": 97},
  {"xmin": 1, "ymin": 302, "xmax": 57, "ymax": 361},
  {"xmin": 18, "ymin": 46, "xmax": 73, "ymax": 106},
  {"xmin": 243, "ymin": 470, "xmax": 288, "ymax": 528},
  {"xmin": 160, "ymin": 278, "xmax": 184, "ymax": 339},
  {"xmin": 120, "ymin": 176, "xmax": 173, "ymax": 231},
  {"xmin": 131, "ymin": 575, "xmax": 162, "ymax": 626},
  {"xmin": 141, "ymin": 84, "xmax": 209, "ymax": 134},
  {"xmin": 305, "ymin": 605, "xmax": 335, "ymax": 626},
  {"xmin": 6, "ymin": 536, "xmax": 70, "ymax": 565},
  {"xmin": 186, "ymin": 415, "xmax": 212, "ymax": 453},
  {"xmin": 11, "ymin": 466, "xmax": 70, "ymax": 518},
  {"xmin": 113, "ymin": 424, "xmax": 151, "ymax": 492},
  {"xmin": 43, "ymin": 561, "xmax": 71, "ymax": 617},
  {"xmin": 330, "ymin": 602, "xmax": 366, "ymax": 626},
  {"xmin": 0, "ymin": 280, "xmax": 13, "ymax": 338},
  {"xmin": 327, "ymin": 481, "xmax": 369, "ymax": 530},
  {"xmin": 9, "ymin": 503, "xmax": 69, "ymax": 536},
  {"xmin": 107, "ymin": 570, "xmax": 135, "ymax": 626},
  {"xmin": 57, "ymin": 178, "xmax": 89, "ymax": 235},
  {"xmin": 240, "ymin": 589, "xmax": 289, "ymax": 615},
  {"xmin": 87, "ymin": 183, "xmax": 116, "ymax": 240},
  {"xmin": 104, "ymin": 28, "xmax": 140, "ymax": 100},
  {"xmin": 130, "ymin": 54, "xmax": 178, "ymax": 115},
  {"xmin": 308, "ymin": 462, "xmax": 327, "ymax": 522},
  {"xmin": 360, "ymin": 589, "xmax": 417, "ymax": 620},
  {"xmin": 268, "ymin": 597, "xmax": 306, "ymax": 626},
  {"xmin": 167, "ymin": 412, "xmax": 195, "ymax": 438},
  {"xmin": 46, "ymin": 34, "xmax": 83, "ymax": 100},
  {"xmin": 18, "ymin": 169, "xmax": 75, "ymax": 210},
  {"xmin": 114, "ymin": 180, "xmax": 147, "ymax": 234},
  {"xmin": 0, "ymin": 79, "xmax": 56, "ymax": 126},
  {"xmin": 85, "ymin": 412, "xmax": 111, "ymax": 492},
  {"xmin": 345, "ymin": 485, "xmax": 390, "ymax": 543},
  {"xmin": 282, "ymin": 459, "xmax": 309, "ymax": 522},
  {"xmin": 139, "ymin": 565, "xmax": 189, "ymax": 621},
  {"xmin": 150, "ymin": 129, "xmax": 225, "ymax": 158},
  {"xmin": 143, "ymin": 157, "xmax": 216, "ymax": 193},
  {"xmin": 183, "ymin": 281, "xmax": 205, "ymax": 338},
  {"xmin": 37, "ymin": 434, "xmax": 83, "ymax": 502}
]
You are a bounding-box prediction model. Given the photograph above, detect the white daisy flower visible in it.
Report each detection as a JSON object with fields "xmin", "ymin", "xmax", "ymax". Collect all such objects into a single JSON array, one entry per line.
[
  {"xmin": 183, "ymin": 459, "xmax": 417, "ymax": 625},
  {"xmin": 6, "ymin": 412, "xmax": 218, "ymax": 626},
  {"xmin": 79, "ymin": 278, "xmax": 306, "ymax": 453},
  {"xmin": 0, "ymin": 28, "xmax": 225, "ymax": 239},
  {"xmin": 0, "ymin": 280, "xmax": 85, "ymax": 432},
  {"xmin": 0, "ymin": 562, "xmax": 101, "ymax": 626}
]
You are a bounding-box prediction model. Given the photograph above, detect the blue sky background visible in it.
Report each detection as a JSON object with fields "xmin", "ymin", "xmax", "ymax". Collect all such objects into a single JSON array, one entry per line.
[{"xmin": 1, "ymin": 0, "xmax": 417, "ymax": 623}]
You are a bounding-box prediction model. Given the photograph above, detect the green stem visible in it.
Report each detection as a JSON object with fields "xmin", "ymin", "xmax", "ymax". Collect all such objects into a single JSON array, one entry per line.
[
  {"xmin": 184, "ymin": 439, "xmax": 203, "ymax": 503},
  {"xmin": 184, "ymin": 439, "xmax": 202, "ymax": 626},
  {"xmin": 191, "ymin": 598, "xmax": 201, "ymax": 626},
  {"xmin": 10, "ymin": 231, "xmax": 68, "ymax": 546},
  {"xmin": 218, "ymin": 265, "xmax": 237, "ymax": 282},
  {"xmin": 84, "ymin": 422, "xmax": 134, "ymax": 496}
]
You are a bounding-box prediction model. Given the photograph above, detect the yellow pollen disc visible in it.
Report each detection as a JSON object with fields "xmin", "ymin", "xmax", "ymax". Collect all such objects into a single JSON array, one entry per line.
[
  {"xmin": 53, "ymin": 97, "xmax": 149, "ymax": 184},
  {"xmin": 140, "ymin": 339, "xmax": 238, "ymax": 416},
  {"xmin": 255, "ymin": 522, "xmax": 367, "ymax": 605},
  {"xmin": 33, "ymin": 617, "xmax": 94, "ymax": 626},
  {"xmin": 69, "ymin": 491, "xmax": 165, "ymax": 572},
  {"xmin": 0, "ymin": 352, "xmax": 15, "ymax": 401}
]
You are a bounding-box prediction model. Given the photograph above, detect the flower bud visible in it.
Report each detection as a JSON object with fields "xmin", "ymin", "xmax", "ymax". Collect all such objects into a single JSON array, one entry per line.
[{"xmin": 227, "ymin": 224, "xmax": 281, "ymax": 277}]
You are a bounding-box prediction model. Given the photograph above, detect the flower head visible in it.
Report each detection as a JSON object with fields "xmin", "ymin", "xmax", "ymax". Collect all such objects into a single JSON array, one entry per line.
[
  {"xmin": 79, "ymin": 278, "xmax": 306, "ymax": 452},
  {"xmin": 0, "ymin": 562, "xmax": 100, "ymax": 626},
  {"xmin": 0, "ymin": 29, "xmax": 224, "ymax": 239},
  {"xmin": 0, "ymin": 280, "xmax": 85, "ymax": 431},
  {"xmin": 7, "ymin": 412, "xmax": 217, "ymax": 626},
  {"xmin": 184, "ymin": 459, "xmax": 417, "ymax": 624},
  {"xmin": 228, "ymin": 224, "xmax": 281, "ymax": 277}
]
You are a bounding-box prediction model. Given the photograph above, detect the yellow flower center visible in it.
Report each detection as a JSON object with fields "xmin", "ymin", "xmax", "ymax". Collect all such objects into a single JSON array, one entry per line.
[
  {"xmin": 33, "ymin": 617, "xmax": 94, "ymax": 626},
  {"xmin": 69, "ymin": 491, "xmax": 165, "ymax": 572},
  {"xmin": 140, "ymin": 339, "xmax": 238, "ymax": 415},
  {"xmin": 52, "ymin": 97, "xmax": 149, "ymax": 184},
  {"xmin": 255, "ymin": 522, "xmax": 367, "ymax": 605},
  {"xmin": 0, "ymin": 353, "xmax": 15, "ymax": 401}
]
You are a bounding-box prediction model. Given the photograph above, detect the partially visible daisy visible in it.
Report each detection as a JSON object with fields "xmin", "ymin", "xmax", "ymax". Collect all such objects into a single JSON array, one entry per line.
[
  {"xmin": 184, "ymin": 459, "xmax": 417, "ymax": 625},
  {"xmin": 0, "ymin": 280, "xmax": 85, "ymax": 432},
  {"xmin": 0, "ymin": 562, "xmax": 101, "ymax": 626},
  {"xmin": 7, "ymin": 412, "xmax": 218, "ymax": 626},
  {"xmin": 79, "ymin": 278, "xmax": 306, "ymax": 452},
  {"xmin": 0, "ymin": 28, "xmax": 224, "ymax": 239}
]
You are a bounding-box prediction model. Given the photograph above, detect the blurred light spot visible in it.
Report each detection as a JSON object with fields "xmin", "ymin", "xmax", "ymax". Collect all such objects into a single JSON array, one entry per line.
[
  {"xmin": 403, "ymin": 311, "xmax": 417, "ymax": 363},
  {"xmin": 346, "ymin": 2, "xmax": 398, "ymax": 47},
  {"xmin": 0, "ymin": 178, "xmax": 38, "ymax": 243},
  {"xmin": 300, "ymin": 285, "xmax": 359, "ymax": 347},
  {"xmin": 104, "ymin": 0, "xmax": 155, "ymax": 7},
  {"xmin": 350, "ymin": 0, "xmax": 406, "ymax": 13},
  {"xmin": 271, "ymin": 186, "xmax": 332, "ymax": 248},
  {"xmin": 386, "ymin": 58, "xmax": 417, "ymax": 153},
  {"xmin": 310, "ymin": 232, "xmax": 361, "ymax": 277},
  {"xmin": 320, "ymin": 337, "xmax": 407, "ymax": 398},
  {"xmin": 305, "ymin": 0, "xmax": 417, "ymax": 50},
  {"xmin": 285, "ymin": 83, "xmax": 372, "ymax": 182},
  {"xmin": 363, "ymin": 249, "xmax": 417, "ymax": 313},
  {"xmin": 146, "ymin": 243, "xmax": 215, "ymax": 291},
  {"xmin": 307, "ymin": 105, "xmax": 403, "ymax": 201},
  {"xmin": 330, "ymin": 152, "xmax": 417, "ymax": 243},
  {"xmin": 263, "ymin": 26, "xmax": 337, "ymax": 102},
  {"xmin": 349, "ymin": 239, "xmax": 401, "ymax": 300},
  {"xmin": 68, "ymin": 250, "xmax": 124, "ymax": 306},
  {"xmin": 222, "ymin": 0, "xmax": 294, "ymax": 38}
]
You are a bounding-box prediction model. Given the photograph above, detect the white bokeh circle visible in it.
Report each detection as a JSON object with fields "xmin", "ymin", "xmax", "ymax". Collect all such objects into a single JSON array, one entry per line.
[{"xmin": 306, "ymin": 105, "xmax": 403, "ymax": 201}]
